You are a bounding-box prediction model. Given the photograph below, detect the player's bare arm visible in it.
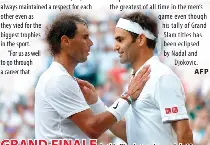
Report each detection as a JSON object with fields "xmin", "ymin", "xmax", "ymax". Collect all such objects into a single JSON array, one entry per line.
[
  {"xmin": 109, "ymin": 119, "xmax": 127, "ymax": 142},
  {"xmin": 73, "ymin": 65, "xmax": 150, "ymax": 140},
  {"xmin": 172, "ymin": 120, "xmax": 193, "ymax": 144}
]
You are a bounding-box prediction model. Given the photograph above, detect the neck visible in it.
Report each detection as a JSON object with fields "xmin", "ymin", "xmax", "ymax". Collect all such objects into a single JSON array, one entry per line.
[
  {"xmin": 54, "ymin": 54, "xmax": 77, "ymax": 76},
  {"xmin": 131, "ymin": 48, "xmax": 154, "ymax": 74}
]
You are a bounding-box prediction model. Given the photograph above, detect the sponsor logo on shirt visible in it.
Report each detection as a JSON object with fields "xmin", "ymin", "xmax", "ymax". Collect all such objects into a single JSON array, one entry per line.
[
  {"xmin": 172, "ymin": 107, "xmax": 178, "ymax": 113},
  {"xmin": 165, "ymin": 107, "xmax": 179, "ymax": 114},
  {"xmin": 165, "ymin": 108, "xmax": 171, "ymax": 114}
]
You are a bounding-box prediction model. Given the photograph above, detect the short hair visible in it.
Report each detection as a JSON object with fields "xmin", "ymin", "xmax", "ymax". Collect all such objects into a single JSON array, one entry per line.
[
  {"xmin": 122, "ymin": 11, "xmax": 158, "ymax": 49},
  {"xmin": 45, "ymin": 13, "xmax": 87, "ymax": 56}
]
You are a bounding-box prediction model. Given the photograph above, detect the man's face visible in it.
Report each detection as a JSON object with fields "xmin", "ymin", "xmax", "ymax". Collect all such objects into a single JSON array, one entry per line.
[
  {"xmin": 64, "ymin": 23, "xmax": 93, "ymax": 63},
  {"xmin": 114, "ymin": 28, "xmax": 139, "ymax": 64}
]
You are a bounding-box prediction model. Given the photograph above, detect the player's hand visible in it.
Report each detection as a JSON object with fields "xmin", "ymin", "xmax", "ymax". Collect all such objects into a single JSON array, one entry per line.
[
  {"xmin": 77, "ymin": 79, "xmax": 98, "ymax": 105},
  {"xmin": 127, "ymin": 65, "xmax": 151, "ymax": 101}
]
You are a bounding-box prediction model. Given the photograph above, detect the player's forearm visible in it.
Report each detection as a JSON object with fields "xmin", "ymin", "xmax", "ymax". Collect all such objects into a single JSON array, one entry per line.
[
  {"xmin": 86, "ymin": 97, "xmax": 130, "ymax": 139},
  {"xmin": 109, "ymin": 120, "xmax": 127, "ymax": 143},
  {"xmin": 85, "ymin": 111, "xmax": 118, "ymax": 138},
  {"xmin": 86, "ymin": 113, "xmax": 127, "ymax": 142},
  {"xmin": 86, "ymin": 98, "xmax": 130, "ymax": 139}
]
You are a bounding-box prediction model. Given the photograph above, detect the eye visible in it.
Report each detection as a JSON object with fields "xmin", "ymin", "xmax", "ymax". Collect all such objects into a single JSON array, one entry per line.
[
  {"xmin": 116, "ymin": 38, "xmax": 123, "ymax": 43},
  {"xmin": 118, "ymin": 39, "xmax": 122, "ymax": 43},
  {"xmin": 83, "ymin": 35, "xmax": 89, "ymax": 39}
]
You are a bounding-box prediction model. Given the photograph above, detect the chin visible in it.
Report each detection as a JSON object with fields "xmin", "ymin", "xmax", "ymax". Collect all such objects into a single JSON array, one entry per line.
[
  {"xmin": 120, "ymin": 58, "xmax": 128, "ymax": 64},
  {"xmin": 80, "ymin": 57, "xmax": 88, "ymax": 63}
]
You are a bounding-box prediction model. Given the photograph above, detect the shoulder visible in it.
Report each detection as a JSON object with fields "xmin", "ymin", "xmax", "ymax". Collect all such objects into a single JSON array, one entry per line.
[
  {"xmin": 149, "ymin": 58, "xmax": 183, "ymax": 90},
  {"xmin": 36, "ymin": 64, "xmax": 77, "ymax": 94},
  {"xmin": 46, "ymin": 75, "xmax": 78, "ymax": 93},
  {"xmin": 151, "ymin": 59, "xmax": 178, "ymax": 80}
]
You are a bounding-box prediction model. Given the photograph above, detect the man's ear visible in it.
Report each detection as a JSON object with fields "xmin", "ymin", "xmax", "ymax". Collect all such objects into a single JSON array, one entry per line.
[
  {"xmin": 61, "ymin": 35, "xmax": 70, "ymax": 46},
  {"xmin": 137, "ymin": 34, "xmax": 146, "ymax": 47}
]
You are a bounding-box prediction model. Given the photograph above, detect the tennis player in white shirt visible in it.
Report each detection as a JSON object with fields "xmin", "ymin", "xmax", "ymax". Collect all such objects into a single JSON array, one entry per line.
[
  {"xmin": 35, "ymin": 13, "xmax": 150, "ymax": 143},
  {"xmin": 79, "ymin": 12, "xmax": 193, "ymax": 145}
]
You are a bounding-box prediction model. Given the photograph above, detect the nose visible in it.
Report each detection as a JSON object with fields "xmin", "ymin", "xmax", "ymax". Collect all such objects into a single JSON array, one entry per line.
[
  {"xmin": 114, "ymin": 42, "xmax": 120, "ymax": 51},
  {"xmin": 89, "ymin": 38, "xmax": 93, "ymax": 47}
]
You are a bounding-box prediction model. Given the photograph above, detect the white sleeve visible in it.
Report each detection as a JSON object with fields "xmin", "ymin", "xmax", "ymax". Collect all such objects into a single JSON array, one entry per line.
[
  {"xmin": 45, "ymin": 75, "xmax": 90, "ymax": 118},
  {"xmin": 155, "ymin": 74, "xmax": 189, "ymax": 123}
]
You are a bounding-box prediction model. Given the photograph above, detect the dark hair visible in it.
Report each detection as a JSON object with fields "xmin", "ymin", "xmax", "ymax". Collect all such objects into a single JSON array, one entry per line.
[
  {"xmin": 122, "ymin": 11, "xmax": 158, "ymax": 49},
  {"xmin": 45, "ymin": 13, "xmax": 87, "ymax": 56}
]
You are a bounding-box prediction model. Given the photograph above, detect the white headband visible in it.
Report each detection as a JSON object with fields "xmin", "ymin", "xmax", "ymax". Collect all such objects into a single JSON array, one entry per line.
[{"xmin": 116, "ymin": 18, "xmax": 156, "ymax": 40}]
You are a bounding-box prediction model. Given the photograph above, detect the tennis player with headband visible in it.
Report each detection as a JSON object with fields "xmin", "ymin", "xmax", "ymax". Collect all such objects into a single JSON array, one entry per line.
[
  {"xmin": 79, "ymin": 11, "xmax": 193, "ymax": 145},
  {"xmin": 35, "ymin": 13, "xmax": 150, "ymax": 143}
]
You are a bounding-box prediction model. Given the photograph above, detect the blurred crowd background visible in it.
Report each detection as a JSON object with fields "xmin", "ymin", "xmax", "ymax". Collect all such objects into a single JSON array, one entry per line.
[{"xmin": 0, "ymin": 11, "xmax": 210, "ymax": 145}]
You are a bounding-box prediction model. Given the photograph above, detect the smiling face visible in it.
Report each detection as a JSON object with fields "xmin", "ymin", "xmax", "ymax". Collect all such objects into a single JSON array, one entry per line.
[
  {"xmin": 61, "ymin": 23, "xmax": 93, "ymax": 63},
  {"xmin": 114, "ymin": 27, "xmax": 139, "ymax": 64}
]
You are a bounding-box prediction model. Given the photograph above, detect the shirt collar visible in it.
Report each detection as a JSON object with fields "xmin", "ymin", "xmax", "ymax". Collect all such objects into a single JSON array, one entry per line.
[
  {"xmin": 133, "ymin": 56, "xmax": 159, "ymax": 77},
  {"xmin": 52, "ymin": 61, "xmax": 77, "ymax": 81},
  {"xmin": 52, "ymin": 61, "xmax": 68, "ymax": 73}
]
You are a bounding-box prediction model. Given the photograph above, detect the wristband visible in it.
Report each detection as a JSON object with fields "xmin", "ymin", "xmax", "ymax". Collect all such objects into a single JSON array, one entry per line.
[
  {"xmin": 89, "ymin": 97, "xmax": 107, "ymax": 114},
  {"xmin": 121, "ymin": 93, "xmax": 134, "ymax": 104},
  {"xmin": 127, "ymin": 96, "xmax": 133, "ymax": 104},
  {"xmin": 107, "ymin": 98, "xmax": 130, "ymax": 122}
]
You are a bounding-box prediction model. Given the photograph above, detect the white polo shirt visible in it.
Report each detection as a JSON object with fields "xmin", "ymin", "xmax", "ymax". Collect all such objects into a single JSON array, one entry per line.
[
  {"xmin": 35, "ymin": 61, "xmax": 90, "ymax": 141},
  {"xmin": 125, "ymin": 56, "xmax": 189, "ymax": 145}
]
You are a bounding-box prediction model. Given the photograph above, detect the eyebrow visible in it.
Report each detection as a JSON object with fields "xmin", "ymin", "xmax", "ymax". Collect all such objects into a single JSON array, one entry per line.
[
  {"xmin": 115, "ymin": 36, "xmax": 122, "ymax": 40},
  {"xmin": 83, "ymin": 33, "xmax": 89, "ymax": 37}
]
